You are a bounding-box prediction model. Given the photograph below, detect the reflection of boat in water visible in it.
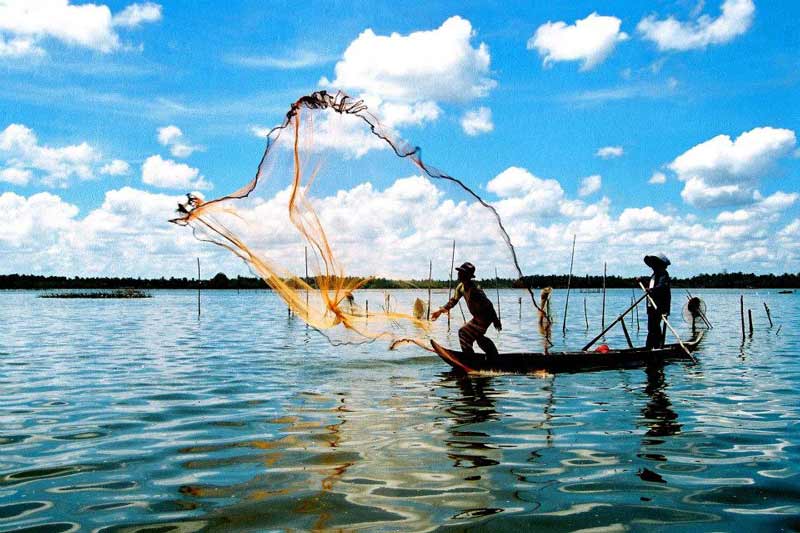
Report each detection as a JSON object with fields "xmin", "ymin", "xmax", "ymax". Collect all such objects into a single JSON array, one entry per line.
[{"xmin": 431, "ymin": 331, "xmax": 704, "ymax": 374}]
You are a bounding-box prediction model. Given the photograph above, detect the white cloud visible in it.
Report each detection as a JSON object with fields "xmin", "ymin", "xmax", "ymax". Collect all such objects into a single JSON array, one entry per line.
[
  {"xmin": 326, "ymin": 16, "xmax": 494, "ymax": 103},
  {"xmin": 100, "ymin": 159, "xmax": 130, "ymax": 176},
  {"xmin": 487, "ymin": 167, "xmax": 560, "ymax": 198},
  {"xmin": 0, "ymin": 35, "xmax": 43, "ymax": 58},
  {"xmin": 669, "ymin": 127, "xmax": 797, "ymax": 207},
  {"xmin": 377, "ymin": 100, "xmax": 442, "ymax": 128},
  {"xmin": 112, "ymin": 2, "xmax": 162, "ymax": 28},
  {"xmin": 141, "ymin": 155, "xmax": 210, "ymax": 190},
  {"xmin": 226, "ymin": 50, "xmax": 333, "ymax": 70},
  {"xmin": 648, "ymin": 171, "xmax": 667, "ymax": 184},
  {"xmin": 4, "ymin": 164, "xmax": 800, "ymax": 277},
  {"xmin": 528, "ymin": 12, "xmax": 629, "ymax": 70},
  {"xmin": 578, "ymin": 175, "xmax": 602, "ymax": 196},
  {"xmin": 460, "ymin": 107, "xmax": 493, "ymax": 136},
  {"xmin": 595, "ymin": 145, "xmax": 624, "ymax": 159},
  {"xmin": 0, "ymin": 167, "xmax": 32, "ymax": 185},
  {"xmin": 0, "ymin": 191, "xmax": 78, "ymax": 247},
  {"xmin": 156, "ymin": 125, "xmax": 200, "ymax": 158},
  {"xmin": 637, "ymin": 0, "xmax": 755, "ymax": 51},
  {"xmin": 0, "ymin": 0, "xmax": 161, "ymax": 57},
  {"xmin": 0, "ymin": 123, "xmax": 101, "ymax": 187},
  {"xmin": 320, "ymin": 16, "xmax": 494, "ymax": 137}
]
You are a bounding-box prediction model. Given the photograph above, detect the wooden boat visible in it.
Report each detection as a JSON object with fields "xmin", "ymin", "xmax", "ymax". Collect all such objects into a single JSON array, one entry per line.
[{"xmin": 431, "ymin": 331, "xmax": 704, "ymax": 374}]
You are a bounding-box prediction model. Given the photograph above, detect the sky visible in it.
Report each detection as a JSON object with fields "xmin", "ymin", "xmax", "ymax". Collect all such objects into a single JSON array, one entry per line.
[{"xmin": 0, "ymin": 0, "xmax": 798, "ymax": 280}]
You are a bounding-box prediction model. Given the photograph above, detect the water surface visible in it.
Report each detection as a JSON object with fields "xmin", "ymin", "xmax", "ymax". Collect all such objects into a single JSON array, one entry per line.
[{"xmin": 1, "ymin": 289, "xmax": 798, "ymax": 532}]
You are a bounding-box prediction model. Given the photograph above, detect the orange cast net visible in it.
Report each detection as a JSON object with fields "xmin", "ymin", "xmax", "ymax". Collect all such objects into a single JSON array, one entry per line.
[{"xmin": 171, "ymin": 91, "xmax": 539, "ymax": 347}]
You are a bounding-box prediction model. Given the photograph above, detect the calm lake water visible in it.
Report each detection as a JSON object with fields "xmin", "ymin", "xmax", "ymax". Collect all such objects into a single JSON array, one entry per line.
[{"xmin": 1, "ymin": 289, "xmax": 798, "ymax": 532}]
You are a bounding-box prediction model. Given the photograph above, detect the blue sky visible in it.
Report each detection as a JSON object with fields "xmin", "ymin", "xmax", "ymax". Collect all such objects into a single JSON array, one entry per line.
[{"xmin": 0, "ymin": 0, "xmax": 798, "ymax": 278}]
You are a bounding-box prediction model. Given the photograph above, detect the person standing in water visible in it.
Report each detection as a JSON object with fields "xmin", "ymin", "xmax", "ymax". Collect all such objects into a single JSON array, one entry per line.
[
  {"xmin": 643, "ymin": 253, "xmax": 671, "ymax": 349},
  {"xmin": 431, "ymin": 262, "xmax": 502, "ymax": 358}
]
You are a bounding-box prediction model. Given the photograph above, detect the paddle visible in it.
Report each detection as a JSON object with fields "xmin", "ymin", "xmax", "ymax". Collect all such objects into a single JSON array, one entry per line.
[{"xmin": 638, "ymin": 282, "xmax": 696, "ymax": 362}]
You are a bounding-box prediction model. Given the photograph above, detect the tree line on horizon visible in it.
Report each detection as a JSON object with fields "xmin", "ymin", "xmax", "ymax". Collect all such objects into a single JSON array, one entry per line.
[{"xmin": 1, "ymin": 271, "xmax": 798, "ymax": 290}]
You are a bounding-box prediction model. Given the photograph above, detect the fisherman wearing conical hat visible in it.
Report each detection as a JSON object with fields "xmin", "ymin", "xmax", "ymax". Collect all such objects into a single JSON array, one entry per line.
[
  {"xmin": 431, "ymin": 262, "xmax": 502, "ymax": 359},
  {"xmin": 643, "ymin": 253, "xmax": 672, "ymax": 349}
]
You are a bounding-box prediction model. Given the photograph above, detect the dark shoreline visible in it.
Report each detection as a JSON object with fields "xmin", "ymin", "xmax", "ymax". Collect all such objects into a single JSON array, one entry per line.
[{"xmin": 2, "ymin": 272, "xmax": 798, "ymax": 291}]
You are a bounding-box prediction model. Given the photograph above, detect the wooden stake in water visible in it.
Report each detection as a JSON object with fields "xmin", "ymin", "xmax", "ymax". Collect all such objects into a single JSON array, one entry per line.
[
  {"xmin": 562, "ymin": 234, "xmax": 576, "ymax": 334},
  {"xmin": 583, "ymin": 297, "xmax": 588, "ymax": 330},
  {"xmin": 447, "ymin": 240, "xmax": 455, "ymax": 330},
  {"xmin": 495, "ymin": 266, "xmax": 501, "ymax": 321},
  {"xmin": 196, "ymin": 257, "xmax": 201, "ymax": 319},
  {"xmin": 366, "ymin": 300, "xmax": 369, "ymax": 319},
  {"xmin": 601, "ymin": 262, "xmax": 607, "ymax": 330},
  {"xmin": 764, "ymin": 302, "xmax": 773, "ymax": 328},
  {"xmin": 427, "ymin": 259, "xmax": 432, "ymax": 321},
  {"xmin": 740, "ymin": 295, "xmax": 745, "ymax": 341},
  {"xmin": 748, "ymin": 309, "xmax": 754, "ymax": 337},
  {"xmin": 519, "ymin": 297, "xmax": 522, "ymax": 320}
]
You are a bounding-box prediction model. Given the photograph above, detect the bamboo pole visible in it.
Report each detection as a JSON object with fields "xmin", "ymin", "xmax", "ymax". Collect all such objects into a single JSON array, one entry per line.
[
  {"xmin": 583, "ymin": 297, "xmax": 588, "ymax": 330},
  {"xmin": 562, "ymin": 234, "xmax": 576, "ymax": 334},
  {"xmin": 740, "ymin": 295, "xmax": 745, "ymax": 341},
  {"xmin": 601, "ymin": 262, "xmax": 607, "ymax": 330},
  {"xmin": 630, "ymin": 296, "xmax": 635, "ymax": 329},
  {"xmin": 764, "ymin": 302, "xmax": 773, "ymax": 328},
  {"xmin": 582, "ymin": 292, "xmax": 648, "ymax": 351},
  {"xmin": 519, "ymin": 296, "xmax": 522, "ymax": 320},
  {"xmin": 447, "ymin": 240, "xmax": 455, "ymax": 330},
  {"xmin": 495, "ymin": 266, "xmax": 501, "ymax": 321},
  {"xmin": 427, "ymin": 259, "xmax": 432, "ymax": 321},
  {"xmin": 197, "ymin": 257, "xmax": 201, "ymax": 319},
  {"xmin": 748, "ymin": 309, "xmax": 753, "ymax": 337}
]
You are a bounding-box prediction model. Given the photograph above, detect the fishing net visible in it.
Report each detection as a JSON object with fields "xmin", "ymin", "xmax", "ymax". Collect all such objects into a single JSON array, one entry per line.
[{"xmin": 171, "ymin": 91, "xmax": 539, "ymax": 347}]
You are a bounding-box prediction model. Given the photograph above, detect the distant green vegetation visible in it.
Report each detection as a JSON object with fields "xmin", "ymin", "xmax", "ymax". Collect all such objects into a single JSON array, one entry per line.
[{"xmin": 1, "ymin": 271, "xmax": 798, "ymax": 290}]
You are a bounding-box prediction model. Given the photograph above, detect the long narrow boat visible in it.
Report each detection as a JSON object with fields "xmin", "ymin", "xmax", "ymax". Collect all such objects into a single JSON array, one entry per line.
[{"xmin": 431, "ymin": 330, "xmax": 704, "ymax": 374}]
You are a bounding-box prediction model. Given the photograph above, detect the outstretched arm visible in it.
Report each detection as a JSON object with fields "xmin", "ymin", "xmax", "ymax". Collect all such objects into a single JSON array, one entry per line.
[{"xmin": 430, "ymin": 284, "xmax": 463, "ymax": 321}]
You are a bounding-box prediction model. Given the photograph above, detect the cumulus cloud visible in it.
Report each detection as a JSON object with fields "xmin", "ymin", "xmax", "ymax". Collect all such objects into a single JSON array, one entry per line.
[
  {"xmin": 320, "ymin": 16, "xmax": 495, "ymax": 142},
  {"xmin": 595, "ymin": 146, "xmax": 624, "ymax": 159},
  {"xmin": 0, "ymin": 123, "xmax": 101, "ymax": 187},
  {"xmin": 461, "ymin": 107, "xmax": 493, "ymax": 136},
  {"xmin": 141, "ymin": 155, "xmax": 210, "ymax": 190},
  {"xmin": 0, "ymin": 167, "xmax": 32, "ymax": 185},
  {"xmin": 100, "ymin": 159, "xmax": 130, "ymax": 176},
  {"xmin": 3, "ymin": 165, "xmax": 800, "ymax": 277},
  {"xmin": 326, "ymin": 16, "xmax": 494, "ymax": 103},
  {"xmin": 637, "ymin": 0, "xmax": 755, "ymax": 51},
  {"xmin": 668, "ymin": 126, "xmax": 797, "ymax": 207},
  {"xmin": 528, "ymin": 12, "xmax": 629, "ymax": 70},
  {"xmin": 648, "ymin": 171, "xmax": 667, "ymax": 185},
  {"xmin": 157, "ymin": 125, "xmax": 201, "ymax": 158},
  {"xmin": 0, "ymin": 0, "xmax": 161, "ymax": 57},
  {"xmin": 578, "ymin": 175, "xmax": 602, "ymax": 196}
]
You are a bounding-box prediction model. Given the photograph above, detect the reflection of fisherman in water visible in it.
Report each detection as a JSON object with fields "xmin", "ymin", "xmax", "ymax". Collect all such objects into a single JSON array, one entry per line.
[
  {"xmin": 641, "ymin": 362, "xmax": 680, "ymax": 438},
  {"xmin": 444, "ymin": 376, "xmax": 501, "ymax": 469}
]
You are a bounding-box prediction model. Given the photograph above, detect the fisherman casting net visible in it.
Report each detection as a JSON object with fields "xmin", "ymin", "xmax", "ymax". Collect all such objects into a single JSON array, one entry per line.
[{"xmin": 171, "ymin": 91, "xmax": 539, "ymax": 348}]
